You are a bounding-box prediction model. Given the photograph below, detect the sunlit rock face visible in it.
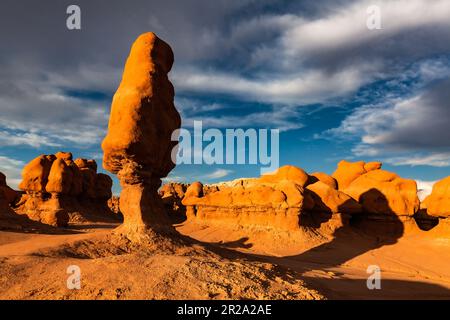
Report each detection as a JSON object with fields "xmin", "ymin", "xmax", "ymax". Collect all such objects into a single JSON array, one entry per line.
[
  {"xmin": 101, "ymin": 32, "xmax": 181, "ymax": 237},
  {"xmin": 15, "ymin": 152, "xmax": 113, "ymax": 227},
  {"xmin": 163, "ymin": 161, "xmax": 428, "ymax": 238},
  {"xmin": 421, "ymin": 176, "xmax": 450, "ymax": 218},
  {"xmin": 179, "ymin": 165, "xmax": 362, "ymax": 234}
]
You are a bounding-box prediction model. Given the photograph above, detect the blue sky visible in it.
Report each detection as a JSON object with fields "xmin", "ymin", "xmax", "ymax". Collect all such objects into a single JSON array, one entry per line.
[{"xmin": 0, "ymin": 0, "xmax": 449, "ymax": 195}]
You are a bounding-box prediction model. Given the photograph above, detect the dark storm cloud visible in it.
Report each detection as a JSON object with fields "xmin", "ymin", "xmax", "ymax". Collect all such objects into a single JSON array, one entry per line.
[
  {"xmin": 0, "ymin": 0, "xmax": 272, "ymax": 146},
  {"xmin": 0, "ymin": 0, "xmax": 449, "ymax": 168},
  {"xmin": 327, "ymin": 74, "xmax": 450, "ymax": 166}
]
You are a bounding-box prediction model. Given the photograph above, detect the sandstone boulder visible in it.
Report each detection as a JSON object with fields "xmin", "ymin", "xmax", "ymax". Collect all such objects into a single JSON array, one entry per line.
[
  {"xmin": 259, "ymin": 165, "xmax": 309, "ymax": 187},
  {"xmin": 18, "ymin": 155, "xmax": 55, "ymax": 192},
  {"xmin": 332, "ymin": 160, "xmax": 366, "ymax": 190},
  {"xmin": 308, "ymin": 172, "xmax": 337, "ymax": 189},
  {"xmin": 421, "ymin": 176, "xmax": 450, "ymax": 218},
  {"xmin": 343, "ymin": 169, "xmax": 419, "ymax": 216},
  {"xmin": 46, "ymin": 158, "xmax": 73, "ymax": 194},
  {"xmin": 306, "ymin": 181, "xmax": 361, "ymax": 214},
  {"xmin": 364, "ymin": 161, "xmax": 382, "ymax": 172}
]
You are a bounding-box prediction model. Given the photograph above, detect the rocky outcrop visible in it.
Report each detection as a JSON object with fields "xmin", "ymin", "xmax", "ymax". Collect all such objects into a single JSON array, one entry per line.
[
  {"xmin": 421, "ymin": 176, "xmax": 450, "ymax": 218},
  {"xmin": 101, "ymin": 32, "xmax": 181, "ymax": 238},
  {"xmin": 167, "ymin": 161, "xmax": 427, "ymax": 238},
  {"xmin": 416, "ymin": 176, "xmax": 450, "ymax": 235},
  {"xmin": 332, "ymin": 160, "xmax": 363, "ymax": 190},
  {"xmin": 0, "ymin": 172, "xmax": 18, "ymax": 208},
  {"xmin": 159, "ymin": 182, "xmax": 188, "ymax": 221},
  {"xmin": 308, "ymin": 172, "xmax": 337, "ymax": 189},
  {"xmin": 1, "ymin": 172, "xmax": 40, "ymax": 231},
  {"xmin": 343, "ymin": 167, "xmax": 419, "ymax": 217},
  {"xmin": 305, "ymin": 181, "xmax": 361, "ymax": 215},
  {"xmin": 332, "ymin": 161, "xmax": 419, "ymax": 235},
  {"xmin": 15, "ymin": 152, "xmax": 114, "ymax": 227},
  {"xmin": 180, "ymin": 165, "xmax": 363, "ymax": 234},
  {"xmin": 107, "ymin": 196, "xmax": 121, "ymax": 216},
  {"xmin": 259, "ymin": 165, "xmax": 309, "ymax": 187},
  {"xmin": 182, "ymin": 179, "xmax": 309, "ymax": 232}
]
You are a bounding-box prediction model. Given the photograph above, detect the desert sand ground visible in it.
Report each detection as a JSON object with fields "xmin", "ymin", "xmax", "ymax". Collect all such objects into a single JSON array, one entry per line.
[
  {"xmin": 178, "ymin": 220, "xmax": 450, "ymax": 299},
  {"xmin": 1, "ymin": 218, "xmax": 449, "ymax": 300}
]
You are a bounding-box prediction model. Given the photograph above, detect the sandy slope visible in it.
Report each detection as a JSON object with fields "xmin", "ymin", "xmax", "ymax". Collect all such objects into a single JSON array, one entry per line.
[
  {"xmin": 0, "ymin": 223, "xmax": 323, "ymax": 300},
  {"xmin": 1, "ymin": 219, "xmax": 449, "ymax": 300},
  {"xmin": 177, "ymin": 221, "xmax": 450, "ymax": 299}
]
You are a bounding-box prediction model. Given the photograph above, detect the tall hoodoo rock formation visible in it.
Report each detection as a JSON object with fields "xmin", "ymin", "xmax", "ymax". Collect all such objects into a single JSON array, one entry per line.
[
  {"xmin": 101, "ymin": 32, "xmax": 181, "ymax": 237},
  {"xmin": 16, "ymin": 152, "xmax": 113, "ymax": 227}
]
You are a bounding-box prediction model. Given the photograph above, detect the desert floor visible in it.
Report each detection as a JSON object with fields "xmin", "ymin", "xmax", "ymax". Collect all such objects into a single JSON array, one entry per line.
[{"xmin": 1, "ymin": 220, "xmax": 449, "ymax": 300}]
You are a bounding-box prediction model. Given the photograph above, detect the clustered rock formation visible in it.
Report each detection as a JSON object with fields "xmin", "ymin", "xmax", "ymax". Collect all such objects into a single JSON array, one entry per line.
[
  {"xmin": 158, "ymin": 161, "xmax": 450, "ymax": 239},
  {"xmin": 159, "ymin": 183, "xmax": 188, "ymax": 220},
  {"xmin": 15, "ymin": 152, "xmax": 113, "ymax": 227},
  {"xmin": 101, "ymin": 32, "xmax": 181, "ymax": 239},
  {"xmin": 179, "ymin": 165, "xmax": 361, "ymax": 234}
]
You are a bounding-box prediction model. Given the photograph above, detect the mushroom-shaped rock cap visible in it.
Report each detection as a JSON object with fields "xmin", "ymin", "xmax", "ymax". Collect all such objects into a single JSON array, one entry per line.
[
  {"xmin": 332, "ymin": 160, "xmax": 367, "ymax": 190},
  {"xmin": 101, "ymin": 32, "xmax": 181, "ymax": 179}
]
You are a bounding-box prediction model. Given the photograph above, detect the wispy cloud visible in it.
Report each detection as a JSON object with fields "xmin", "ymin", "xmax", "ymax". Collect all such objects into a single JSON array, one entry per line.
[
  {"xmin": 173, "ymin": 65, "xmax": 373, "ymax": 105},
  {"xmin": 203, "ymin": 169, "xmax": 233, "ymax": 180},
  {"xmin": 323, "ymin": 68, "xmax": 450, "ymax": 167},
  {"xmin": 0, "ymin": 64, "xmax": 111, "ymax": 148},
  {"xmin": 0, "ymin": 130, "xmax": 61, "ymax": 148},
  {"xmin": 173, "ymin": 0, "xmax": 450, "ymax": 104},
  {"xmin": 386, "ymin": 153, "xmax": 450, "ymax": 168},
  {"xmin": 177, "ymin": 98, "xmax": 304, "ymax": 131}
]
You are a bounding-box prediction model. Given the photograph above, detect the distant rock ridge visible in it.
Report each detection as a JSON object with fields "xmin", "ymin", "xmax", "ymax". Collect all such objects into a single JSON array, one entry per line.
[
  {"xmin": 178, "ymin": 165, "xmax": 361, "ymax": 234},
  {"xmin": 160, "ymin": 161, "xmax": 445, "ymax": 239},
  {"xmin": 15, "ymin": 152, "xmax": 114, "ymax": 227}
]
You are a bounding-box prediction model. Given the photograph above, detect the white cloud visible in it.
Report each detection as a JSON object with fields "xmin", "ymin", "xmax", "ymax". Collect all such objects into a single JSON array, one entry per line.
[
  {"xmin": 386, "ymin": 153, "xmax": 450, "ymax": 168},
  {"xmin": 203, "ymin": 169, "xmax": 233, "ymax": 180},
  {"xmin": 0, "ymin": 64, "xmax": 111, "ymax": 148},
  {"xmin": 326, "ymin": 74, "xmax": 450, "ymax": 167},
  {"xmin": 0, "ymin": 156, "xmax": 24, "ymax": 189},
  {"xmin": 173, "ymin": 64, "xmax": 375, "ymax": 105},
  {"xmin": 173, "ymin": 0, "xmax": 450, "ymax": 105},
  {"xmin": 0, "ymin": 131, "xmax": 61, "ymax": 148},
  {"xmin": 281, "ymin": 0, "xmax": 450, "ymax": 57},
  {"xmin": 416, "ymin": 180, "xmax": 436, "ymax": 201},
  {"xmin": 177, "ymin": 98, "xmax": 303, "ymax": 131}
]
